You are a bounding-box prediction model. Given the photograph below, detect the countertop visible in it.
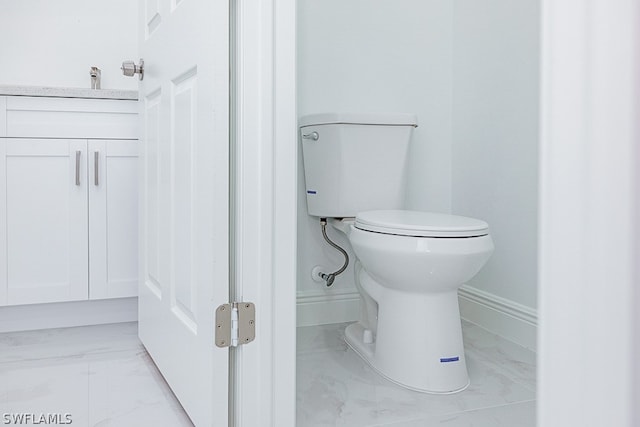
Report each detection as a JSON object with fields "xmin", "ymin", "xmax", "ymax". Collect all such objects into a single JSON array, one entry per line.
[{"xmin": 0, "ymin": 85, "xmax": 138, "ymax": 101}]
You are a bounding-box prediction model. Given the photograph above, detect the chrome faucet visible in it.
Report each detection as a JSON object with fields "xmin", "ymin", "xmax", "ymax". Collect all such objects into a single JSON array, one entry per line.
[{"xmin": 90, "ymin": 67, "xmax": 101, "ymax": 89}]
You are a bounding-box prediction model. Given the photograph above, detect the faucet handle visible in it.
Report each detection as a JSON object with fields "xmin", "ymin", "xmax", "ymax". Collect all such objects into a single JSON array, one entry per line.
[{"xmin": 90, "ymin": 66, "xmax": 101, "ymax": 89}]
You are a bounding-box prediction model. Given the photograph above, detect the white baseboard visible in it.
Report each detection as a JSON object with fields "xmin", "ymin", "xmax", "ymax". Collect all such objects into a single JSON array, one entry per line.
[
  {"xmin": 295, "ymin": 286, "xmax": 538, "ymax": 351},
  {"xmin": 296, "ymin": 290, "xmax": 360, "ymax": 327},
  {"xmin": 458, "ymin": 285, "xmax": 537, "ymax": 351},
  {"xmin": 0, "ymin": 297, "xmax": 138, "ymax": 333}
]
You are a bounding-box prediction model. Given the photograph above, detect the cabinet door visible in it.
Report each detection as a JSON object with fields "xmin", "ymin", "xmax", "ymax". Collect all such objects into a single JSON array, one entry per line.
[
  {"xmin": 88, "ymin": 140, "xmax": 138, "ymax": 299},
  {"xmin": 0, "ymin": 138, "xmax": 88, "ymax": 306}
]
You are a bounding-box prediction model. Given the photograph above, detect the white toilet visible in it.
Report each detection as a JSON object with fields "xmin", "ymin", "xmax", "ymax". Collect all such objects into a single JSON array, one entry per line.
[{"xmin": 300, "ymin": 113, "xmax": 494, "ymax": 393}]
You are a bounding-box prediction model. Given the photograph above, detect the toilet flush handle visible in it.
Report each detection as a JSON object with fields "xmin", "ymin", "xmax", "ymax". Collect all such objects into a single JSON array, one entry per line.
[{"xmin": 302, "ymin": 131, "xmax": 319, "ymax": 141}]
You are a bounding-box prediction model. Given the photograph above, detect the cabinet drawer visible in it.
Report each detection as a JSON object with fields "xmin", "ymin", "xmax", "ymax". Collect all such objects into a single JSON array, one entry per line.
[{"xmin": 4, "ymin": 96, "xmax": 138, "ymax": 139}]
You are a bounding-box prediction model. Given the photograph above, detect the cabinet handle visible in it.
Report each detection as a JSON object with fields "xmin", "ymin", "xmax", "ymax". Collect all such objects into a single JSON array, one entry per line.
[
  {"xmin": 75, "ymin": 150, "xmax": 81, "ymax": 186},
  {"xmin": 94, "ymin": 151, "xmax": 99, "ymax": 186}
]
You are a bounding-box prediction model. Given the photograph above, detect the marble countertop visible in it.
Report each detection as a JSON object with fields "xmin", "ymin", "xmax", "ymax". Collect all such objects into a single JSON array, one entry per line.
[{"xmin": 0, "ymin": 85, "xmax": 138, "ymax": 100}]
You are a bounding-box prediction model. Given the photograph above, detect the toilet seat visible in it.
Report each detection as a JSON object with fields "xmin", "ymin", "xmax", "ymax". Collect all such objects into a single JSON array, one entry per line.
[{"xmin": 355, "ymin": 210, "xmax": 489, "ymax": 238}]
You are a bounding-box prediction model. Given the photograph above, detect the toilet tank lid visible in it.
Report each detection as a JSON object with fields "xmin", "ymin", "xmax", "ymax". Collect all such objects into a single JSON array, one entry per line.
[
  {"xmin": 355, "ymin": 210, "xmax": 489, "ymax": 238},
  {"xmin": 299, "ymin": 113, "xmax": 418, "ymax": 128}
]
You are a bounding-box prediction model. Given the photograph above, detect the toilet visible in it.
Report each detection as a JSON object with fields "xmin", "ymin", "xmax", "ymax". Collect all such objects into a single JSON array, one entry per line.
[{"xmin": 300, "ymin": 113, "xmax": 494, "ymax": 393}]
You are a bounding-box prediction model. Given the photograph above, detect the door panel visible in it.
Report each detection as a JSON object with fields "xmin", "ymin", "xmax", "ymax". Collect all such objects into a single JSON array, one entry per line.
[
  {"xmin": 0, "ymin": 138, "xmax": 88, "ymax": 306},
  {"xmin": 138, "ymin": 0, "xmax": 229, "ymax": 425},
  {"xmin": 171, "ymin": 69, "xmax": 197, "ymax": 329},
  {"xmin": 89, "ymin": 139, "xmax": 138, "ymax": 299},
  {"xmin": 143, "ymin": 89, "xmax": 162, "ymax": 298}
]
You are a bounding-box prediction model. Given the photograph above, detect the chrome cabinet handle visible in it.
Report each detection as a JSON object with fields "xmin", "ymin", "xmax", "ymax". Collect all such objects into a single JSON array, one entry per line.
[
  {"xmin": 94, "ymin": 151, "xmax": 99, "ymax": 186},
  {"xmin": 75, "ymin": 150, "xmax": 81, "ymax": 186}
]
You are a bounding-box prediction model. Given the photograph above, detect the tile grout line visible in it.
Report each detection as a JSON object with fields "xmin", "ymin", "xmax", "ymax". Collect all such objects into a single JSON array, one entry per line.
[
  {"xmin": 368, "ymin": 399, "xmax": 537, "ymax": 427},
  {"xmin": 0, "ymin": 345, "xmax": 146, "ymax": 367}
]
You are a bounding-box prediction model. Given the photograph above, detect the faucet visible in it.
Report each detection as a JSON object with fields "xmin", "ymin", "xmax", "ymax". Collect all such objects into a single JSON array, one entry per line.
[{"xmin": 90, "ymin": 67, "xmax": 101, "ymax": 89}]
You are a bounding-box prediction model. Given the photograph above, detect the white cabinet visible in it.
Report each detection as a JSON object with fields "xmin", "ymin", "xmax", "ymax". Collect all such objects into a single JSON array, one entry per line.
[
  {"xmin": 89, "ymin": 140, "xmax": 138, "ymax": 299},
  {"xmin": 0, "ymin": 139, "xmax": 88, "ymax": 305},
  {"xmin": 0, "ymin": 95, "xmax": 138, "ymax": 307}
]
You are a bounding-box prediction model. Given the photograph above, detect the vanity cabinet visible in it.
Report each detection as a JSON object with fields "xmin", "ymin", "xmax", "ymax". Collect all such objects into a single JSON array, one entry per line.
[
  {"xmin": 0, "ymin": 95, "xmax": 138, "ymax": 306},
  {"xmin": 0, "ymin": 138, "xmax": 88, "ymax": 305},
  {"xmin": 88, "ymin": 140, "xmax": 138, "ymax": 300}
]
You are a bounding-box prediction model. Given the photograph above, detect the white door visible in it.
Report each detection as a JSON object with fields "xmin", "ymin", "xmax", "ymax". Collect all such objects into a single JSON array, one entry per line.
[
  {"xmin": 89, "ymin": 139, "xmax": 138, "ymax": 300},
  {"xmin": 137, "ymin": 0, "xmax": 229, "ymax": 426},
  {"xmin": 0, "ymin": 138, "xmax": 88, "ymax": 306}
]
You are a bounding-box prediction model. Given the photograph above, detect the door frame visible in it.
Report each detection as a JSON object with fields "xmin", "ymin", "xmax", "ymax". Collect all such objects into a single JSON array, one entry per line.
[
  {"xmin": 537, "ymin": 0, "xmax": 640, "ymax": 425},
  {"xmin": 232, "ymin": 0, "xmax": 297, "ymax": 426}
]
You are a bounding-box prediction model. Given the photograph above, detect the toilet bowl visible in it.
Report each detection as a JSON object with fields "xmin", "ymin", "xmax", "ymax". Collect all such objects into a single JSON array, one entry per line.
[
  {"xmin": 299, "ymin": 113, "xmax": 494, "ymax": 393},
  {"xmin": 330, "ymin": 211, "xmax": 494, "ymax": 393}
]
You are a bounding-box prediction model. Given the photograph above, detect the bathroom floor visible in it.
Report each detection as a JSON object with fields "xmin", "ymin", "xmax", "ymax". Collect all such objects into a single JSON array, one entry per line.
[
  {"xmin": 0, "ymin": 322, "xmax": 192, "ymax": 427},
  {"xmin": 297, "ymin": 321, "xmax": 536, "ymax": 427},
  {"xmin": 0, "ymin": 320, "xmax": 535, "ymax": 427}
]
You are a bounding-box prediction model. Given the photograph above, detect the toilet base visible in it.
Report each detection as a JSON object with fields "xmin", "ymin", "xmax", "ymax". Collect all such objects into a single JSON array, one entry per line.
[{"xmin": 345, "ymin": 322, "xmax": 470, "ymax": 394}]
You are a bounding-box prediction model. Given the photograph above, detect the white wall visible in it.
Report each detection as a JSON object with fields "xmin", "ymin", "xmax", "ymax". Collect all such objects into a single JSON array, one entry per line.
[
  {"xmin": 297, "ymin": 0, "xmax": 453, "ymax": 310},
  {"xmin": 538, "ymin": 1, "xmax": 640, "ymax": 423},
  {"xmin": 451, "ymin": 0, "xmax": 539, "ymax": 309},
  {"xmin": 296, "ymin": 0, "xmax": 540, "ymax": 329},
  {"xmin": 0, "ymin": 0, "xmax": 138, "ymax": 90}
]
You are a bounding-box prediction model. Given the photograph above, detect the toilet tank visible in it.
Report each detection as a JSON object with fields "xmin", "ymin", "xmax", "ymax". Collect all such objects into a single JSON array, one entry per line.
[{"xmin": 300, "ymin": 113, "xmax": 418, "ymax": 218}]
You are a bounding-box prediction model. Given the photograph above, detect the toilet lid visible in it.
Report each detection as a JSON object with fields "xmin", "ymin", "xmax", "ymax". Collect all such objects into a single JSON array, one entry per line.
[{"xmin": 355, "ymin": 210, "xmax": 489, "ymax": 238}]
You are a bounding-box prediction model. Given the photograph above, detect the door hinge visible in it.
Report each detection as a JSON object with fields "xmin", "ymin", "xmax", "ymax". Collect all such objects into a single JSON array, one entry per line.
[{"xmin": 215, "ymin": 302, "xmax": 255, "ymax": 348}]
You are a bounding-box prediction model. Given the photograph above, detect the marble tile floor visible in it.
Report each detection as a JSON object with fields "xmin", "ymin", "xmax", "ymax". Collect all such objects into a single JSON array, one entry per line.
[
  {"xmin": 0, "ymin": 320, "xmax": 536, "ymax": 427},
  {"xmin": 297, "ymin": 321, "xmax": 537, "ymax": 427},
  {"xmin": 0, "ymin": 322, "xmax": 193, "ymax": 427}
]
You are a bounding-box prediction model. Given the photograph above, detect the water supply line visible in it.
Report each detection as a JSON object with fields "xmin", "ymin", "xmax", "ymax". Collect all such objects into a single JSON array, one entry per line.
[{"xmin": 318, "ymin": 218, "xmax": 349, "ymax": 287}]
